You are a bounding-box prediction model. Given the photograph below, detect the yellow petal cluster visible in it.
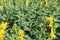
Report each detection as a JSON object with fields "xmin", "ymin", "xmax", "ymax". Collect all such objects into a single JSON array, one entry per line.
[
  {"xmin": 19, "ymin": 29, "xmax": 24, "ymax": 40},
  {"xmin": 0, "ymin": 29, "xmax": 5, "ymax": 40},
  {"xmin": 1, "ymin": 22, "xmax": 8, "ymax": 30},
  {"xmin": 46, "ymin": 16, "xmax": 53, "ymax": 28},
  {"xmin": 50, "ymin": 26, "xmax": 56, "ymax": 38},
  {"xmin": 26, "ymin": 0, "xmax": 29, "ymax": 7},
  {"xmin": 0, "ymin": 22, "xmax": 8, "ymax": 40},
  {"xmin": 46, "ymin": 16, "xmax": 56, "ymax": 38},
  {"xmin": 50, "ymin": 30, "xmax": 56, "ymax": 38}
]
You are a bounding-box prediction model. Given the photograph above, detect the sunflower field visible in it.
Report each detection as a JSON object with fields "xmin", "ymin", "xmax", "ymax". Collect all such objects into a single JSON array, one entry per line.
[{"xmin": 0, "ymin": 0, "xmax": 60, "ymax": 40}]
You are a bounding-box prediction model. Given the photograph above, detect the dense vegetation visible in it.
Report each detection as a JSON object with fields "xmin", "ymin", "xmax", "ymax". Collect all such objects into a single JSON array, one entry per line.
[{"xmin": 0, "ymin": 0, "xmax": 60, "ymax": 40}]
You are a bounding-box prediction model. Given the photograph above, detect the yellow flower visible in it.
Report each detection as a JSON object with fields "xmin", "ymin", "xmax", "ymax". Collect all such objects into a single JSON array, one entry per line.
[
  {"xmin": 0, "ymin": 34, "xmax": 3, "ymax": 40},
  {"xmin": 19, "ymin": 29, "xmax": 24, "ymax": 40},
  {"xmin": 1, "ymin": 22, "xmax": 9, "ymax": 30},
  {"xmin": 26, "ymin": 0, "xmax": 29, "ymax": 6},
  {"xmin": 46, "ymin": 16, "xmax": 53, "ymax": 25},
  {"xmin": 49, "ymin": 24, "xmax": 56, "ymax": 39},
  {"xmin": 50, "ymin": 32, "xmax": 56, "ymax": 38},
  {"xmin": 44, "ymin": 0, "xmax": 48, "ymax": 7},
  {"xmin": 0, "ymin": 6, "xmax": 3, "ymax": 10},
  {"xmin": 0, "ymin": 22, "xmax": 8, "ymax": 40},
  {"xmin": 49, "ymin": 24, "xmax": 53, "ymax": 28},
  {"xmin": 0, "ymin": 29, "xmax": 5, "ymax": 40},
  {"xmin": 46, "ymin": 16, "xmax": 56, "ymax": 38},
  {"xmin": 20, "ymin": 37, "xmax": 24, "ymax": 40},
  {"xmin": 0, "ymin": 29, "xmax": 5, "ymax": 35},
  {"xmin": 19, "ymin": 29, "xmax": 24, "ymax": 37}
]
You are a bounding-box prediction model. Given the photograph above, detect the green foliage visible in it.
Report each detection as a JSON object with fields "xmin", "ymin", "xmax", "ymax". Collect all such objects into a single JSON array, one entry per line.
[{"xmin": 0, "ymin": 0, "xmax": 60, "ymax": 40}]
